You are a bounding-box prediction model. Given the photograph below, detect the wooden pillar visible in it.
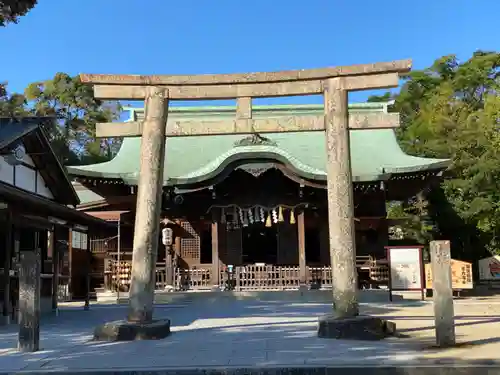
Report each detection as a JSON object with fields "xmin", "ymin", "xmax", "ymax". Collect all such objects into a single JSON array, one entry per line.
[
  {"xmin": 104, "ymin": 258, "xmax": 111, "ymax": 291},
  {"xmin": 211, "ymin": 222, "xmax": 220, "ymax": 286},
  {"xmin": 84, "ymin": 232, "xmax": 91, "ymax": 310},
  {"xmin": 68, "ymin": 228, "xmax": 73, "ymax": 299},
  {"xmin": 128, "ymin": 87, "xmax": 169, "ymax": 323},
  {"xmin": 18, "ymin": 249, "xmax": 41, "ymax": 352},
  {"xmin": 165, "ymin": 245, "xmax": 173, "ymax": 287},
  {"xmin": 173, "ymin": 235, "xmax": 181, "ymax": 289},
  {"xmin": 297, "ymin": 211, "xmax": 306, "ymax": 285},
  {"xmin": 430, "ymin": 240, "xmax": 456, "ymax": 347},
  {"xmin": 324, "ymin": 78, "xmax": 358, "ymax": 318},
  {"xmin": 50, "ymin": 230, "xmax": 59, "ymax": 312},
  {"xmin": 2, "ymin": 210, "xmax": 13, "ymax": 322}
]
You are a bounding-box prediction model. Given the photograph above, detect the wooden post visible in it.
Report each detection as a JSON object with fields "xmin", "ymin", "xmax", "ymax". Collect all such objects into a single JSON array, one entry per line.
[
  {"xmin": 104, "ymin": 258, "xmax": 111, "ymax": 291},
  {"xmin": 84, "ymin": 232, "xmax": 91, "ymax": 310},
  {"xmin": 430, "ymin": 240, "xmax": 455, "ymax": 347},
  {"xmin": 297, "ymin": 211, "xmax": 307, "ymax": 286},
  {"xmin": 165, "ymin": 245, "xmax": 172, "ymax": 287},
  {"xmin": 211, "ymin": 221, "xmax": 220, "ymax": 287},
  {"xmin": 18, "ymin": 250, "xmax": 41, "ymax": 352},
  {"xmin": 174, "ymin": 235, "xmax": 181, "ymax": 289},
  {"xmin": 324, "ymin": 78, "xmax": 358, "ymax": 318},
  {"xmin": 2, "ymin": 210, "xmax": 13, "ymax": 323},
  {"xmin": 50, "ymin": 230, "xmax": 59, "ymax": 312},
  {"xmin": 127, "ymin": 87, "xmax": 169, "ymax": 323},
  {"xmin": 68, "ymin": 228, "xmax": 73, "ymax": 299}
]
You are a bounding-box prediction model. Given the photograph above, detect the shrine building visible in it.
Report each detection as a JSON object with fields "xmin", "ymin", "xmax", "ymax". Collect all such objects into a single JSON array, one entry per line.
[
  {"xmin": 68, "ymin": 102, "xmax": 448, "ymax": 293},
  {"xmin": 0, "ymin": 118, "xmax": 112, "ymax": 324}
]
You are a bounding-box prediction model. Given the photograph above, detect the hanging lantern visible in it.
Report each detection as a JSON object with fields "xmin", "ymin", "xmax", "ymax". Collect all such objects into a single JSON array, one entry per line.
[
  {"xmin": 290, "ymin": 210, "xmax": 296, "ymax": 224},
  {"xmin": 265, "ymin": 213, "xmax": 272, "ymax": 227},
  {"xmin": 238, "ymin": 208, "xmax": 244, "ymax": 224},
  {"xmin": 278, "ymin": 206, "xmax": 284, "ymax": 222},
  {"xmin": 161, "ymin": 227, "xmax": 173, "ymax": 246},
  {"xmin": 247, "ymin": 209, "xmax": 254, "ymax": 224},
  {"xmin": 220, "ymin": 207, "xmax": 226, "ymax": 223},
  {"xmin": 259, "ymin": 207, "xmax": 265, "ymax": 222},
  {"xmin": 272, "ymin": 209, "xmax": 278, "ymax": 224}
]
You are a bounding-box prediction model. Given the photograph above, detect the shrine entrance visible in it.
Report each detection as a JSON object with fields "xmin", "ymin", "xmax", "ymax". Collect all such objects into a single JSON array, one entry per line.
[
  {"xmin": 242, "ymin": 223, "xmax": 277, "ymax": 265},
  {"xmin": 83, "ymin": 58, "xmax": 412, "ymax": 327}
]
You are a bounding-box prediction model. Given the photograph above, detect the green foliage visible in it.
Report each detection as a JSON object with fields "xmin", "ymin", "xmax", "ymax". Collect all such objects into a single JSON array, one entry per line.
[
  {"xmin": 387, "ymin": 198, "xmax": 435, "ymax": 246},
  {"xmin": 0, "ymin": 0, "xmax": 38, "ymax": 26},
  {"xmin": 0, "ymin": 83, "xmax": 29, "ymax": 117},
  {"xmin": 382, "ymin": 51, "xmax": 500, "ymax": 258},
  {"xmin": 0, "ymin": 74, "xmax": 122, "ymax": 165}
]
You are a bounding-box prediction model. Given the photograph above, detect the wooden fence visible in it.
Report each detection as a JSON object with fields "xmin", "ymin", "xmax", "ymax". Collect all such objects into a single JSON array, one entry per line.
[{"xmin": 103, "ymin": 256, "xmax": 389, "ymax": 292}]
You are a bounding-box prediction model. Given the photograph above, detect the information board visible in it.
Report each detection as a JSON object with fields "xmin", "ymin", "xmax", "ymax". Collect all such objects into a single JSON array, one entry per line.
[
  {"xmin": 478, "ymin": 256, "xmax": 500, "ymax": 281},
  {"xmin": 387, "ymin": 247, "xmax": 423, "ymax": 291},
  {"xmin": 425, "ymin": 259, "xmax": 473, "ymax": 290},
  {"xmin": 386, "ymin": 246, "xmax": 424, "ymax": 294}
]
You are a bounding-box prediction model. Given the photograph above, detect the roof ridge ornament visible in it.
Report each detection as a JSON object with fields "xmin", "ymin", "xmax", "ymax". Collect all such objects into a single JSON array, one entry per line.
[{"xmin": 234, "ymin": 133, "xmax": 277, "ymax": 147}]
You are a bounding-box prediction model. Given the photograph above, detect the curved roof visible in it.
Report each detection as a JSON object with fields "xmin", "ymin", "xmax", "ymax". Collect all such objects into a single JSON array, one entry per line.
[{"xmin": 67, "ymin": 103, "xmax": 449, "ymax": 186}]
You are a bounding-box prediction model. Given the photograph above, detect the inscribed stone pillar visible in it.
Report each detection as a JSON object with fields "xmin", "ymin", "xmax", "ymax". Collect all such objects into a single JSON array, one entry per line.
[
  {"xmin": 18, "ymin": 250, "xmax": 41, "ymax": 352},
  {"xmin": 128, "ymin": 87, "xmax": 169, "ymax": 323},
  {"xmin": 430, "ymin": 240, "xmax": 456, "ymax": 347},
  {"xmin": 323, "ymin": 78, "xmax": 359, "ymax": 318}
]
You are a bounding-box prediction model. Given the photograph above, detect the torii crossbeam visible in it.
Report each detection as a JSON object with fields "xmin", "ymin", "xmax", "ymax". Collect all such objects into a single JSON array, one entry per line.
[{"xmin": 81, "ymin": 59, "xmax": 412, "ymax": 340}]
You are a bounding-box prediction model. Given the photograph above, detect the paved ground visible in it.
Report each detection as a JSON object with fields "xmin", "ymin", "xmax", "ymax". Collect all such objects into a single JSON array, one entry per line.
[{"xmin": 0, "ymin": 296, "xmax": 499, "ymax": 372}]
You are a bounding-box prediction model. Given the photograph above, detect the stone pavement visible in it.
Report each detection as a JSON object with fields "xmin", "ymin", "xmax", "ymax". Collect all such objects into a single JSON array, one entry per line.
[{"xmin": 0, "ymin": 296, "xmax": 499, "ymax": 374}]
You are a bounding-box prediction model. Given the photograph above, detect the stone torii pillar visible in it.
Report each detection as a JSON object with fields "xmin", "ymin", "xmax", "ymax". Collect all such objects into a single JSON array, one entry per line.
[
  {"xmin": 81, "ymin": 59, "xmax": 411, "ymax": 341},
  {"xmin": 94, "ymin": 88, "xmax": 172, "ymax": 341}
]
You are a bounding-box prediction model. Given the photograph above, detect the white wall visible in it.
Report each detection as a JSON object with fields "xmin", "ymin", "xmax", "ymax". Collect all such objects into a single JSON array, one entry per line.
[{"xmin": 0, "ymin": 144, "xmax": 54, "ymax": 199}]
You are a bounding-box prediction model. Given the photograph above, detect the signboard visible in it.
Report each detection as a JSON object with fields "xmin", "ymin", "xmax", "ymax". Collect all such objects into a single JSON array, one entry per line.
[
  {"xmin": 386, "ymin": 246, "xmax": 425, "ymax": 301},
  {"xmin": 478, "ymin": 255, "xmax": 500, "ymax": 281},
  {"xmin": 425, "ymin": 259, "xmax": 473, "ymax": 290}
]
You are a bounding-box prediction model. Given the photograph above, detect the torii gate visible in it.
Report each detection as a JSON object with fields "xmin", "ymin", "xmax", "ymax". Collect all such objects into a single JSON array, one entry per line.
[{"xmin": 82, "ymin": 59, "xmax": 411, "ymax": 340}]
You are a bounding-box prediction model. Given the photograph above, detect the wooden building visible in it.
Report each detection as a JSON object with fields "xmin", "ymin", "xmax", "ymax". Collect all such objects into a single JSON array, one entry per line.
[
  {"xmin": 68, "ymin": 103, "xmax": 449, "ymax": 292},
  {"xmin": 0, "ymin": 117, "xmax": 113, "ymax": 324}
]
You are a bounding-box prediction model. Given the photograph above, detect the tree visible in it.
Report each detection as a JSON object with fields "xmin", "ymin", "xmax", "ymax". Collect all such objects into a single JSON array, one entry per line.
[
  {"xmin": 0, "ymin": 83, "xmax": 29, "ymax": 117},
  {"xmin": 24, "ymin": 73, "xmax": 122, "ymax": 165},
  {"xmin": 382, "ymin": 51, "xmax": 500, "ymax": 258},
  {"xmin": 0, "ymin": 0, "xmax": 38, "ymax": 26}
]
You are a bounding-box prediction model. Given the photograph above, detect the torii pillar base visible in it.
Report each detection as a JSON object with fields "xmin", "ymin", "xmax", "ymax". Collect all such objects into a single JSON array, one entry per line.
[
  {"xmin": 318, "ymin": 315, "xmax": 396, "ymax": 341},
  {"xmin": 93, "ymin": 319, "xmax": 171, "ymax": 341}
]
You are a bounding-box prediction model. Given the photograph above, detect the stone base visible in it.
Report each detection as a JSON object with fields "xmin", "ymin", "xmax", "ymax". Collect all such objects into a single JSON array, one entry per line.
[
  {"xmin": 318, "ymin": 314, "xmax": 396, "ymax": 340},
  {"xmin": 93, "ymin": 319, "xmax": 171, "ymax": 341}
]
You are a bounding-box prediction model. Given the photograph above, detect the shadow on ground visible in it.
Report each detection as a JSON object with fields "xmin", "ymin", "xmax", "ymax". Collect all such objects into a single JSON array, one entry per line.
[{"xmin": 0, "ymin": 297, "xmax": 499, "ymax": 372}]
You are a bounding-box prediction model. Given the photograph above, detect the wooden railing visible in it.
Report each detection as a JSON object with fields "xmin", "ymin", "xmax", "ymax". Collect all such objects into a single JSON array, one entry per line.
[
  {"xmin": 175, "ymin": 268, "xmax": 212, "ymax": 290},
  {"xmin": 104, "ymin": 258, "xmax": 389, "ymax": 292},
  {"xmin": 220, "ymin": 265, "xmax": 302, "ymax": 291}
]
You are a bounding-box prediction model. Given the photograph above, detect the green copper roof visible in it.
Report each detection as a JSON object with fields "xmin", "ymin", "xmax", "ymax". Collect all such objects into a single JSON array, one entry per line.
[{"xmin": 67, "ymin": 103, "xmax": 449, "ymax": 186}]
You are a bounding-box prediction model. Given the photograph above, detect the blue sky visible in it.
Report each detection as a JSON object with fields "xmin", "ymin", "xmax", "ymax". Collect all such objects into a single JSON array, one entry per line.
[{"xmin": 1, "ymin": 0, "xmax": 499, "ymax": 106}]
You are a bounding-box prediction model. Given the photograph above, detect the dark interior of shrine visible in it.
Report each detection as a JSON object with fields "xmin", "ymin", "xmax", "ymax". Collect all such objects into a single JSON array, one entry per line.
[{"xmin": 242, "ymin": 224, "xmax": 278, "ymax": 264}]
